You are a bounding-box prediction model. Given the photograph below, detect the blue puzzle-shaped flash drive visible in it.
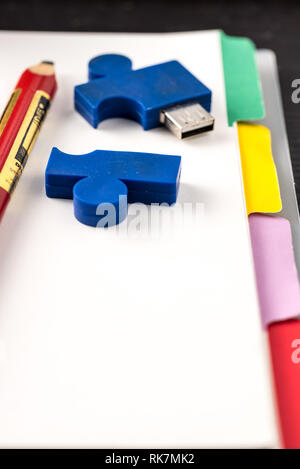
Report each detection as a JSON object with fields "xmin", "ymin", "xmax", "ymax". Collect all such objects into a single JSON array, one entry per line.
[
  {"xmin": 45, "ymin": 148, "xmax": 181, "ymax": 227},
  {"xmin": 75, "ymin": 54, "xmax": 214, "ymax": 139}
]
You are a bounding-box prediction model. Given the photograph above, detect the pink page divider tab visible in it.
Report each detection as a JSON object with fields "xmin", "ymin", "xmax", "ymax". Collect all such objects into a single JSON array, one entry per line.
[{"xmin": 249, "ymin": 214, "xmax": 300, "ymax": 328}]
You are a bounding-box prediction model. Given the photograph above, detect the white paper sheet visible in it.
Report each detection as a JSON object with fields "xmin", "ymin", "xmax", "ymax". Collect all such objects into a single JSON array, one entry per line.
[{"xmin": 0, "ymin": 31, "xmax": 277, "ymax": 448}]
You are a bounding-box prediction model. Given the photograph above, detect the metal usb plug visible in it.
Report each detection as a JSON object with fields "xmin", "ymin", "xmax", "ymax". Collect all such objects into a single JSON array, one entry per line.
[{"xmin": 160, "ymin": 101, "xmax": 215, "ymax": 139}]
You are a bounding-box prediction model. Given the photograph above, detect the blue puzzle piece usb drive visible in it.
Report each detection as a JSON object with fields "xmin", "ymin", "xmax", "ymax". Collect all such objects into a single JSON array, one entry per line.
[
  {"xmin": 45, "ymin": 148, "xmax": 181, "ymax": 227},
  {"xmin": 75, "ymin": 54, "xmax": 214, "ymax": 139}
]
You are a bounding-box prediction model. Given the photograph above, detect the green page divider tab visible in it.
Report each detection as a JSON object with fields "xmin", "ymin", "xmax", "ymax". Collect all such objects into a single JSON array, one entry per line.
[{"xmin": 221, "ymin": 32, "xmax": 265, "ymax": 126}]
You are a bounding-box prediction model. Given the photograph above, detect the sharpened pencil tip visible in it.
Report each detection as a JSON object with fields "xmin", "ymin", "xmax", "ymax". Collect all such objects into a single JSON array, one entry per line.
[{"xmin": 29, "ymin": 61, "xmax": 55, "ymax": 76}]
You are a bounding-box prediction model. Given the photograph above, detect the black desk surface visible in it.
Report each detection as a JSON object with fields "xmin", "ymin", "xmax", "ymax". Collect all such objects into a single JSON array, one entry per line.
[{"xmin": 1, "ymin": 0, "xmax": 300, "ymax": 206}]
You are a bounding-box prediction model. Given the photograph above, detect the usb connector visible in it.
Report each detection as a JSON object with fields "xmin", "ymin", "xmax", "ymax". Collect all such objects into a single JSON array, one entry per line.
[{"xmin": 160, "ymin": 101, "xmax": 214, "ymax": 139}]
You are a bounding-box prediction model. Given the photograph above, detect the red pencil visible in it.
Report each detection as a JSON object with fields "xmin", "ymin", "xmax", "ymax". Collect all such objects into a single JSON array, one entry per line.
[{"xmin": 0, "ymin": 61, "xmax": 57, "ymax": 221}]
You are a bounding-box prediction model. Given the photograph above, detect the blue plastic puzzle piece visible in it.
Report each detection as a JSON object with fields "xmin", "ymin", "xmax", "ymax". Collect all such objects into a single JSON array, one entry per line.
[
  {"xmin": 45, "ymin": 148, "xmax": 181, "ymax": 227},
  {"xmin": 88, "ymin": 54, "xmax": 132, "ymax": 80},
  {"xmin": 75, "ymin": 54, "xmax": 212, "ymax": 130}
]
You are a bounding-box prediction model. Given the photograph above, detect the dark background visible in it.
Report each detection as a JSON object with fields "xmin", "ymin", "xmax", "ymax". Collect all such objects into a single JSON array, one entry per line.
[{"xmin": 1, "ymin": 0, "xmax": 299, "ymax": 206}]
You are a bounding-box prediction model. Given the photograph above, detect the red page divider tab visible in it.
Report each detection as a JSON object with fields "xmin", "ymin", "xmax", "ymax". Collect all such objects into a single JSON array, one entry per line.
[{"xmin": 268, "ymin": 319, "xmax": 300, "ymax": 448}]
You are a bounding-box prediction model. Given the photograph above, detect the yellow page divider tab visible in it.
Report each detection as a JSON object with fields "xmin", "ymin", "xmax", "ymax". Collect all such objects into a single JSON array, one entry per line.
[{"xmin": 237, "ymin": 123, "xmax": 282, "ymax": 215}]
